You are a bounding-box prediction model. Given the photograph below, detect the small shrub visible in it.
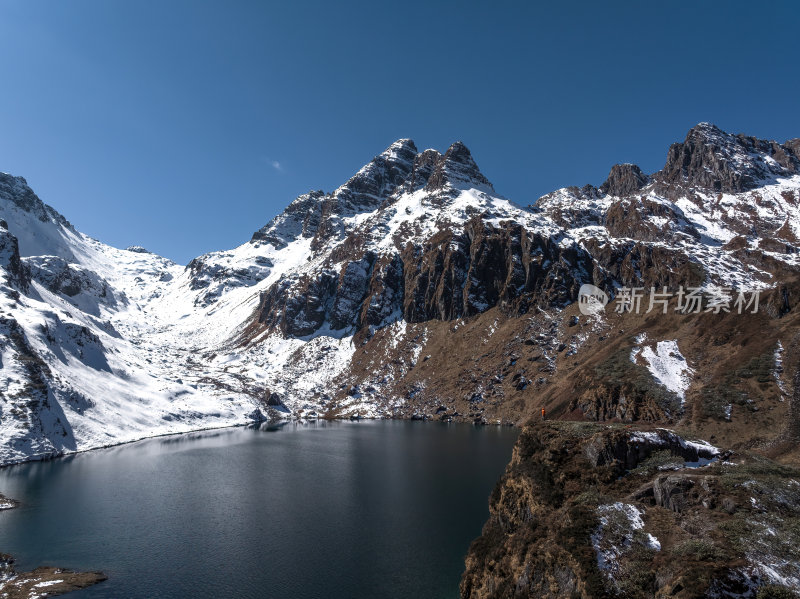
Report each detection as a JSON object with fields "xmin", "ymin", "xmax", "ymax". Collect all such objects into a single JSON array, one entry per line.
[
  {"xmin": 573, "ymin": 488, "xmax": 602, "ymax": 506},
  {"xmin": 670, "ymin": 539, "xmax": 724, "ymax": 561},
  {"xmin": 699, "ymin": 383, "xmax": 745, "ymax": 420},
  {"xmin": 735, "ymin": 352, "xmax": 775, "ymax": 385},
  {"xmin": 757, "ymin": 585, "xmax": 799, "ymax": 599}
]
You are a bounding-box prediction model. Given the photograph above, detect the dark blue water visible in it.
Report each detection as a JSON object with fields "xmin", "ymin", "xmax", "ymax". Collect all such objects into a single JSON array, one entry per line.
[{"xmin": 0, "ymin": 420, "xmax": 517, "ymax": 598}]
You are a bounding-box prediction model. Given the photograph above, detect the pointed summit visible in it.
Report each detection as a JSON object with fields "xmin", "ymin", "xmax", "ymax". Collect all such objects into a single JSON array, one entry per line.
[
  {"xmin": 335, "ymin": 138, "xmax": 418, "ymax": 208},
  {"xmin": 382, "ymin": 138, "xmax": 418, "ymax": 163},
  {"xmin": 654, "ymin": 123, "xmax": 800, "ymax": 195},
  {"xmin": 685, "ymin": 121, "xmax": 725, "ymax": 141},
  {"xmin": 600, "ymin": 163, "xmax": 649, "ymax": 197},
  {"xmin": 425, "ymin": 141, "xmax": 493, "ymax": 192},
  {"xmin": 250, "ymin": 138, "xmax": 496, "ymax": 251}
]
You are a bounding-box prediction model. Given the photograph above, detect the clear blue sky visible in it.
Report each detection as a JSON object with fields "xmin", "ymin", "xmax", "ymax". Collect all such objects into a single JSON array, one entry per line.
[{"xmin": 1, "ymin": 1, "xmax": 798, "ymax": 264}]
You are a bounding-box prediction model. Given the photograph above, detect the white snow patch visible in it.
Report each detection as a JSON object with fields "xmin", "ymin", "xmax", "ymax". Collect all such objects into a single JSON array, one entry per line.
[
  {"xmin": 33, "ymin": 580, "xmax": 64, "ymax": 588},
  {"xmin": 592, "ymin": 502, "xmax": 660, "ymax": 579},
  {"xmin": 774, "ymin": 341, "xmax": 787, "ymax": 401},
  {"xmin": 632, "ymin": 340, "xmax": 693, "ymax": 405}
]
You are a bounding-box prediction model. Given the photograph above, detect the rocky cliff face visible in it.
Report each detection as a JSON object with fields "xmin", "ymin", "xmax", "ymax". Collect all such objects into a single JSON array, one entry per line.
[
  {"xmin": 0, "ymin": 220, "xmax": 27, "ymax": 290},
  {"xmin": 653, "ymin": 122, "xmax": 800, "ymax": 195},
  {"xmin": 252, "ymin": 217, "xmax": 593, "ymax": 338},
  {"xmin": 461, "ymin": 423, "xmax": 800, "ymax": 599},
  {"xmin": 242, "ymin": 123, "xmax": 798, "ymax": 346}
]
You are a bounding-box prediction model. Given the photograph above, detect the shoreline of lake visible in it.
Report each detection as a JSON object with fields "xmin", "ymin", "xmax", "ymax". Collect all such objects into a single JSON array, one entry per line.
[
  {"xmin": 0, "ymin": 414, "xmax": 519, "ymax": 471},
  {"xmin": 0, "ymin": 495, "xmax": 106, "ymax": 598}
]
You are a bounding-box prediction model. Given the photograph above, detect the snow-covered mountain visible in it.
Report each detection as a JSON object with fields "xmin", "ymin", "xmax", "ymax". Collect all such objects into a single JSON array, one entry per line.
[
  {"xmin": 2, "ymin": 123, "xmax": 800, "ymax": 465},
  {"xmin": 0, "ymin": 173, "xmax": 268, "ymax": 465}
]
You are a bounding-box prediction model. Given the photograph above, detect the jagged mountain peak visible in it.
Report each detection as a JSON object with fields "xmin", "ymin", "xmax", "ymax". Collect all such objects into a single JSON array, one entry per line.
[
  {"xmin": 383, "ymin": 138, "xmax": 418, "ymax": 158},
  {"xmin": 334, "ymin": 138, "xmax": 419, "ymax": 204},
  {"xmin": 654, "ymin": 122, "xmax": 800, "ymax": 195},
  {"xmin": 445, "ymin": 140, "xmax": 471, "ymax": 157},
  {"xmin": 249, "ymin": 139, "xmax": 423, "ymax": 250},
  {"xmin": 599, "ymin": 163, "xmax": 649, "ymax": 197},
  {"xmin": 350, "ymin": 137, "xmax": 419, "ymax": 177},
  {"xmin": 250, "ymin": 139, "xmax": 495, "ymax": 250},
  {"xmin": 426, "ymin": 140, "xmax": 493, "ymax": 192},
  {"xmin": 685, "ymin": 120, "xmax": 724, "ymax": 139}
]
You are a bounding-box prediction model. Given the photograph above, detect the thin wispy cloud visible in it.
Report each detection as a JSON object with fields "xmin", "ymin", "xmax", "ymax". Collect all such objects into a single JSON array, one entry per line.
[{"xmin": 265, "ymin": 158, "xmax": 284, "ymax": 172}]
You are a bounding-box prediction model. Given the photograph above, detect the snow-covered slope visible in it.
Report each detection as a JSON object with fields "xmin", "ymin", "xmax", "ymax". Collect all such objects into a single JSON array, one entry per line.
[
  {"xmin": 0, "ymin": 174, "xmax": 271, "ymax": 464},
  {"xmin": 1, "ymin": 123, "xmax": 800, "ymax": 465}
]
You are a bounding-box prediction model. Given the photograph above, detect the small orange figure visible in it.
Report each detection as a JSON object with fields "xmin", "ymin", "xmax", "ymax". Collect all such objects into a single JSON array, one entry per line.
[{"xmin": 541, "ymin": 407, "xmax": 546, "ymax": 421}]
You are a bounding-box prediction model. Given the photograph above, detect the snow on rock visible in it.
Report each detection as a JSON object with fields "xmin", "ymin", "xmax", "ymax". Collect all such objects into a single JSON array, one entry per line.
[
  {"xmin": 34, "ymin": 579, "xmax": 64, "ymax": 587},
  {"xmin": 592, "ymin": 502, "xmax": 660, "ymax": 581},
  {"xmin": 774, "ymin": 340, "xmax": 788, "ymax": 401},
  {"xmin": 744, "ymin": 518, "xmax": 800, "ymax": 591},
  {"xmin": 628, "ymin": 429, "xmax": 719, "ymax": 455},
  {"xmin": 632, "ymin": 339, "xmax": 693, "ymax": 406},
  {"xmin": 626, "ymin": 429, "xmax": 719, "ymax": 471}
]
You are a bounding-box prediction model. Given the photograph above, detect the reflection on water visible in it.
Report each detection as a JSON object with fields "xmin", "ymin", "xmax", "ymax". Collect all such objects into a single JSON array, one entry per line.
[
  {"xmin": 0, "ymin": 420, "xmax": 518, "ymax": 599},
  {"xmin": 247, "ymin": 420, "xmax": 291, "ymax": 433}
]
